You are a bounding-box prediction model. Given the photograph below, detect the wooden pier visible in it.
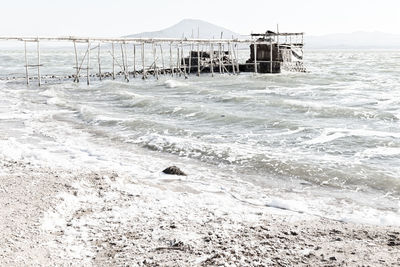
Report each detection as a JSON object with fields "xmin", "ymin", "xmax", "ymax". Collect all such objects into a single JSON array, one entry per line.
[{"xmin": 0, "ymin": 31, "xmax": 306, "ymax": 86}]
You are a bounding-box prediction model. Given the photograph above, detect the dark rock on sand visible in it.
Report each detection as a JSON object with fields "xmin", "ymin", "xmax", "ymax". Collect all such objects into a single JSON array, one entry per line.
[{"xmin": 162, "ymin": 166, "xmax": 187, "ymax": 176}]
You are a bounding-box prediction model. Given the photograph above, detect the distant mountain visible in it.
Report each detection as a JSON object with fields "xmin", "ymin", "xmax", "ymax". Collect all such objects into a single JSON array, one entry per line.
[
  {"xmin": 306, "ymin": 31, "xmax": 400, "ymax": 49},
  {"xmin": 124, "ymin": 19, "xmax": 241, "ymax": 39}
]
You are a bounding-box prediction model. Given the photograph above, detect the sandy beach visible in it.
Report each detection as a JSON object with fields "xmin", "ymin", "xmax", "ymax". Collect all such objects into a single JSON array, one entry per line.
[{"xmin": 1, "ymin": 158, "xmax": 399, "ymax": 266}]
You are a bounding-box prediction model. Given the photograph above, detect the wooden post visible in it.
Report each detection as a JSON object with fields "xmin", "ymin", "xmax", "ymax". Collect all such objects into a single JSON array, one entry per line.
[
  {"xmin": 112, "ymin": 42, "xmax": 115, "ymax": 80},
  {"xmin": 181, "ymin": 42, "xmax": 187, "ymax": 78},
  {"xmin": 142, "ymin": 42, "xmax": 146, "ymax": 79},
  {"xmin": 188, "ymin": 42, "xmax": 192, "ymax": 74},
  {"xmin": 153, "ymin": 43, "xmax": 158, "ymax": 79},
  {"xmin": 197, "ymin": 42, "xmax": 200, "ymax": 76},
  {"xmin": 159, "ymin": 44, "xmax": 165, "ymax": 75},
  {"xmin": 229, "ymin": 41, "xmax": 235, "ymax": 74},
  {"xmin": 277, "ymin": 25, "xmax": 280, "ymax": 64},
  {"xmin": 270, "ymin": 36, "xmax": 273, "ymax": 73},
  {"xmin": 235, "ymin": 43, "xmax": 240, "ymax": 74},
  {"xmin": 121, "ymin": 43, "xmax": 126, "ymax": 80},
  {"xmin": 177, "ymin": 46, "xmax": 181, "ymax": 76},
  {"xmin": 133, "ymin": 44, "xmax": 136, "ymax": 78},
  {"xmin": 73, "ymin": 41, "xmax": 79, "ymax": 82},
  {"xmin": 169, "ymin": 42, "xmax": 173, "ymax": 76},
  {"xmin": 124, "ymin": 42, "xmax": 129, "ymax": 81},
  {"xmin": 98, "ymin": 43, "xmax": 102, "ymax": 80},
  {"xmin": 218, "ymin": 42, "xmax": 222, "ymax": 74},
  {"xmin": 24, "ymin": 41, "xmax": 29, "ymax": 85},
  {"xmin": 37, "ymin": 39, "xmax": 41, "ymax": 86},
  {"xmin": 254, "ymin": 41, "xmax": 257, "ymax": 73},
  {"xmin": 210, "ymin": 43, "xmax": 214, "ymax": 77},
  {"xmin": 87, "ymin": 39, "xmax": 90, "ymax": 85}
]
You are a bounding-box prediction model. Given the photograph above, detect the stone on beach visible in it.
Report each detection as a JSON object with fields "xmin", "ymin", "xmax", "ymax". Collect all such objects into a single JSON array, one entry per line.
[{"xmin": 162, "ymin": 166, "xmax": 187, "ymax": 176}]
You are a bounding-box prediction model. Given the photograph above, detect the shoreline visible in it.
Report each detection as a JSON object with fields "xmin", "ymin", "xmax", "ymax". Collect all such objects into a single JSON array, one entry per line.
[{"xmin": 1, "ymin": 158, "xmax": 399, "ymax": 266}]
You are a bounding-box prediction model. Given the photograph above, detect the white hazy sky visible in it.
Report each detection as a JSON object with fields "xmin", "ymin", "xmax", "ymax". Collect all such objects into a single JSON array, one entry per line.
[{"xmin": 1, "ymin": 0, "xmax": 399, "ymax": 37}]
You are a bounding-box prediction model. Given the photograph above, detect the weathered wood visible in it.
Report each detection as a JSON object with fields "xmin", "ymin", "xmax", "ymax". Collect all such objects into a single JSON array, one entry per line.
[
  {"xmin": 37, "ymin": 40, "xmax": 41, "ymax": 86},
  {"xmin": 210, "ymin": 43, "xmax": 214, "ymax": 77},
  {"xmin": 87, "ymin": 40, "xmax": 90, "ymax": 85},
  {"xmin": 141, "ymin": 42, "xmax": 146, "ymax": 79},
  {"xmin": 218, "ymin": 43, "xmax": 222, "ymax": 74},
  {"xmin": 124, "ymin": 42, "xmax": 129, "ymax": 81},
  {"xmin": 229, "ymin": 41, "xmax": 235, "ymax": 74},
  {"xmin": 188, "ymin": 42, "xmax": 192, "ymax": 74},
  {"xmin": 133, "ymin": 44, "xmax": 136, "ymax": 78},
  {"xmin": 24, "ymin": 41, "xmax": 29, "ymax": 85},
  {"xmin": 153, "ymin": 43, "xmax": 158, "ymax": 79},
  {"xmin": 270, "ymin": 37, "xmax": 273, "ymax": 73},
  {"xmin": 169, "ymin": 42, "xmax": 173, "ymax": 76},
  {"xmin": 112, "ymin": 42, "xmax": 115, "ymax": 80},
  {"xmin": 73, "ymin": 41, "xmax": 79, "ymax": 82},
  {"xmin": 197, "ymin": 43, "xmax": 200, "ymax": 76},
  {"xmin": 159, "ymin": 44, "xmax": 165, "ymax": 75},
  {"xmin": 181, "ymin": 42, "xmax": 187, "ymax": 78},
  {"xmin": 98, "ymin": 43, "xmax": 102, "ymax": 80},
  {"xmin": 254, "ymin": 41, "xmax": 257, "ymax": 73}
]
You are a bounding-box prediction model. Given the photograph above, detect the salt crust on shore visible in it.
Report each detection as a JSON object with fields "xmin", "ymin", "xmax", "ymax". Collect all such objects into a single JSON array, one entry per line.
[{"xmin": 1, "ymin": 158, "xmax": 399, "ymax": 266}]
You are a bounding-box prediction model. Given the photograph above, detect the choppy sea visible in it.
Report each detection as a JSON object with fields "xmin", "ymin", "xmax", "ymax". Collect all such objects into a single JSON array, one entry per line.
[{"xmin": 1, "ymin": 45, "xmax": 399, "ymax": 225}]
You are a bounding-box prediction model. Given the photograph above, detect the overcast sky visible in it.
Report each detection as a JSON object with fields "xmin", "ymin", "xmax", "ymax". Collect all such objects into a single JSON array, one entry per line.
[{"xmin": 1, "ymin": 0, "xmax": 399, "ymax": 37}]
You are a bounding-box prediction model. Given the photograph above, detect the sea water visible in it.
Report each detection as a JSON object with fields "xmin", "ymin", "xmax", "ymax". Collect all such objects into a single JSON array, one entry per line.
[{"xmin": 0, "ymin": 46, "xmax": 399, "ymax": 225}]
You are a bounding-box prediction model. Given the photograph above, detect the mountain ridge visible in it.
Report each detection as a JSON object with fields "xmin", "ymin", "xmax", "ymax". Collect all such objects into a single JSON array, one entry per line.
[
  {"xmin": 124, "ymin": 19, "xmax": 400, "ymax": 49},
  {"xmin": 124, "ymin": 19, "xmax": 241, "ymax": 39}
]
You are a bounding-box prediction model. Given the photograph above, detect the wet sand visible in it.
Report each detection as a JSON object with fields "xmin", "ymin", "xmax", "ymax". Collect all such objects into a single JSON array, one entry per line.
[{"xmin": 1, "ymin": 158, "xmax": 399, "ymax": 266}]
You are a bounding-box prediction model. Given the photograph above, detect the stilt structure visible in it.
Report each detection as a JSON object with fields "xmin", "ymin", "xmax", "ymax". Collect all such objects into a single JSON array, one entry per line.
[{"xmin": 0, "ymin": 31, "xmax": 306, "ymax": 84}]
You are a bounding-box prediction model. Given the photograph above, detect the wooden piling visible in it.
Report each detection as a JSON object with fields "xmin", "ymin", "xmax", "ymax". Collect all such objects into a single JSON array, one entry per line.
[
  {"xmin": 181, "ymin": 43, "xmax": 187, "ymax": 78},
  {"xmin": 73, "ymin": 41, "xmax": 79, "ymax": 82},
  {"xmin": 24, "ymin": 41, "xmax": 29, "ymax": 85},
  {"xmin": 112, "ymin": 42, "xmax": 115, "ymax": 80},
  {"xmin": 160, "ymin": 44, "xmax": 165, "ymax": 75},
  {"xmin": 235, "ymin": 43, "xmax": 239, "ymax": 74},
  {"xmin": 254, "ymin": 41, "xmax": 257, "ymax": 73},
  {"xmin": 229, "ymin": 41, "xmax": 235, "ymax": 74},
  {"xmin": 218, "ymin": 43, "xmax": 222, "ymax": 74},
  {"xmin": 87, "ymin": 39, "xmax": 90, "ymax": 85},
  {"xmin": 188, "ymin": 42, "xmax": 192, "ymax": 74},
  {"xmin": 153, "ymin": 43, "xmax": 158, "ymax": 80},
  {"xmin": 169, "ymin": 42, "xmax": 173, "ymax": 76},
  {"xmin": 177, "ymin": 46, "xmax": 181, "ymax": 76},
  {"xmin": 124, "ymin": 42, "xmax": 128, "ymax": 79},
  {"xmin": 197, "ymin": 43, "xmax": 200, "ymax": 76},
  {"xmin": 141, "ymin": 42, "xmax": 146, "ymax": 79},
  {"xmin": 133, "ymin": 44, "xmax": 136, "ymax": 78},
  {"xmin": 37, "ymin": 39, "xmax": 41, "ymax": 86},
  {"xmin": 98, "ymin": 43, "xmax": 102, "ymax": 80},
  {"xmin": 210, "ymin": 43, "xmax": 214, "ymax": 77},
  {"xmin": 270, "ymin": 36, "xmax": 273, "ymax": 73}
]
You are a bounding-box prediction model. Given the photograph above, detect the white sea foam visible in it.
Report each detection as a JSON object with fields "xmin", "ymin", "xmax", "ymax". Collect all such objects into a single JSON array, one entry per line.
[{"xmin": 164, "ymin": 79, "xmax": 188, "ymax": 88}]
